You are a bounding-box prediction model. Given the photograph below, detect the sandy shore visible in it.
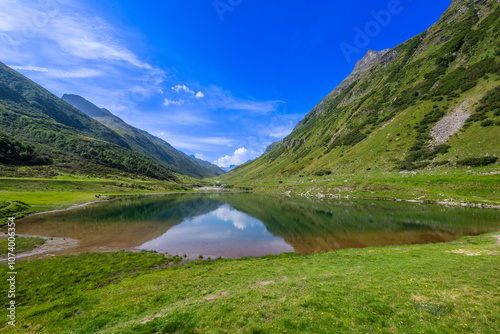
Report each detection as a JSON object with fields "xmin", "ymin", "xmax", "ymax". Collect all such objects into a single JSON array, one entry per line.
[{"xmin": 0, "ymin": 234, "xmax": 80, "ymax": 262}]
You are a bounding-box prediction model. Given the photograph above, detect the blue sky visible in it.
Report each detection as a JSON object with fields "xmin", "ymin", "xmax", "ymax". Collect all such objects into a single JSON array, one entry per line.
[{"xmin": 0, "ymin": 0, "xmax": 450, "ymax": 167}]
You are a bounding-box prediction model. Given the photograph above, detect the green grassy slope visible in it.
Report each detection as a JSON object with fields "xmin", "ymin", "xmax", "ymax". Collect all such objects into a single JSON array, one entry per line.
[
  {"xmin": 222, "ymin": 0, "xmax": 500, "ymax": 190},
  {"xmin": 62, "ymin": 94, "xmax": 225, "ymax": 179},
  {"xmin": 0, "ymin": 62, "xmax": 179, "ymax": 181},
  {"xmin": 1, "ymin": 233, "xmax": 499, "ymax": 333}
]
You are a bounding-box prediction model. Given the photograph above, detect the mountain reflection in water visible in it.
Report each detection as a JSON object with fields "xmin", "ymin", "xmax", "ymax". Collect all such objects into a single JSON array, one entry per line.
[{"xmin": 12, "ymin": 193, "xmax": 500, "ymax": 259}]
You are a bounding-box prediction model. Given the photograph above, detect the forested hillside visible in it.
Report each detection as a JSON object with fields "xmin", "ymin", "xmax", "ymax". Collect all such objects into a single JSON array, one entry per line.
[{"xmin": 0, "ymin": 62, "xmax": 177, "ymax": 180}]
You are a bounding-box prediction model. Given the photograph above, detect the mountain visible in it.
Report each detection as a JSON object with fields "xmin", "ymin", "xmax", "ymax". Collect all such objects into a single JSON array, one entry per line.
[
  {"xmin": 221, "ymin": 165, "xmax": 237, "ymax": 172},
  {"xmin": 62, "ymin": 94, "xmax": 224, "ymax": 179},
  {"xmin": 0, "ymin": 62, "xmax": 178, "ymax": 180},
  {"xmin": 222, "ymin": 0, "xmax": 500, "ymax": 183}
]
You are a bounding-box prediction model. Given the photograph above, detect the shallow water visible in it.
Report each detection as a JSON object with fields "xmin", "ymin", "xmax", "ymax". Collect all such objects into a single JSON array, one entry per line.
[{"xmin": 8, "ymin": 193, "xmax": 500, "ymax": 259}]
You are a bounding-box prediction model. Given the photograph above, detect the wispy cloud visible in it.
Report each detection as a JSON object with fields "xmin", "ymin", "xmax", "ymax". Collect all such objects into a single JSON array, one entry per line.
[
  {"xmin": 8, "ymin": 65, "xmax": 103, "ymax": 78},
  {"xmin": 0, "ymin": 0, "xmax": 151, "ymax": 69},
  {"xmin": 163, "ymin": 98, "xmax": 184, "ymax": 106},
  {"xmin": 259, "ymin": 120, "xmax": 296, "ymax": 139},
  {"xmin": 172, "ymin": 84, "xmax": 194, "ymax": 94},
  {"xmin": 0, "ymin": 0, "xmax": 163, "ymax": 110},
  {"xmin": 155, "ymin": 131, "xmax": 234, "ymax": 152},
  {"xmin": 194, "ymin": 153, "xmax": 205, "ymax": 160},
  {"xmin": 168, "ymin": 84, "xmax": 204, "ymax": 104},
  {"xmin": 204, "ymin": 86, "xmax": 284, "ymax": 114},
  {"xmin": 161, "ymin": 111, "xmax": 211, "ymax": 125}
]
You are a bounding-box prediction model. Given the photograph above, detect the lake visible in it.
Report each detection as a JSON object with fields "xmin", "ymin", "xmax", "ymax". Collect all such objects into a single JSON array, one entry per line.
[{"xmin": 10, "ymin": 193, "xmax": 500, "ymax": 258}]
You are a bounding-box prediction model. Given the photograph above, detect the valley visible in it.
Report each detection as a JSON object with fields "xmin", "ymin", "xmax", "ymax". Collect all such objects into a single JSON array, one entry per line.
[{"xmin": 0, "ymin": 0, "xmax": 499, "ymax": 332}]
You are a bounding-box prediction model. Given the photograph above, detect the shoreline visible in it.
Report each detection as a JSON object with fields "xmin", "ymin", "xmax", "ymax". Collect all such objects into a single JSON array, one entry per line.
[
  {"xmin": 20, "ymin": 189, "xmax": 243, "ymax": 219},
  {"xmin": 271, "ymin": 189, "xmax": 500, "ymax": 210},
  {"xmin": 0, "ymin": 234, "xmax": 80, "ymax": 262},
  {"xmin": 30, "ymin": 199, "xmax": 106, "ymax": 216},
  {"xmin": 13, "ymin": 187, "xmax": 500, "ymax": 223}
]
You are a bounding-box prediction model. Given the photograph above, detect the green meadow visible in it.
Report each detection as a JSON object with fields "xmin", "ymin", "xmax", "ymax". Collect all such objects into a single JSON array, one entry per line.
[
  {"xmin": 1, "ymin": 233, "xmax": 498, "ymax": 333},
  {"xmin": 0, "ymin": 236, "xmax": 45, "ymax": 257}
]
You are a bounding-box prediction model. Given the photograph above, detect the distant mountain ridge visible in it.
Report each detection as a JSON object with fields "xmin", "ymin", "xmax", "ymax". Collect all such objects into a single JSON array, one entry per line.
[
  {"xmin": 62, "ymin": 94, "xmax": 224, "ymax": 179},
  {"xmin": 0, "ymin": 61, "xmax": 177, "ymax": 180},
  {"xmin": 61, "ymin": 94, "xmax": 113, "ymax": 118},
  {"xmin": 221, "ymin": 165, "xmax": 237, "ymax": 172}
]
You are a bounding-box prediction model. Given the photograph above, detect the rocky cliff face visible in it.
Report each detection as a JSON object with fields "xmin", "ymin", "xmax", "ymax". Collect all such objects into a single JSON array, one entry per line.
[{"xmin": 352, "ymin": 49, "xmax": 390, "ymax": 73}]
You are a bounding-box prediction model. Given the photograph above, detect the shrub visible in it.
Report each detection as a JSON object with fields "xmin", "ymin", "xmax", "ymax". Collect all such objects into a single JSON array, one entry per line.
[
  {"xmin": 314, "ymin": 170, "xmax": 332, "ymax": 176},
  {"xmin": 434, "ymin": 144, "xmax": 451, "ymax": 155},
  {"xmin": 456, "ymin": 157, "xmax": 498, "ymax": 167}
]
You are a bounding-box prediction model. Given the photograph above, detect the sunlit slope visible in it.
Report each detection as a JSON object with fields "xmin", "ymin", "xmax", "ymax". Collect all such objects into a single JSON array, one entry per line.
[
  {"xmin": 223, "ymin": 0, "xmax": 500, "ymax": 183},
  {"xmin": 0, "ymin": 62, "xmax": 177, "ymax": 180}
]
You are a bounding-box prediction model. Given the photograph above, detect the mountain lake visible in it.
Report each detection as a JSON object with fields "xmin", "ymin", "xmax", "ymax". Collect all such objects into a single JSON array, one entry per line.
[{"xmin": 7, "ymin": 193, "xmax": 500, "ymax": 260}]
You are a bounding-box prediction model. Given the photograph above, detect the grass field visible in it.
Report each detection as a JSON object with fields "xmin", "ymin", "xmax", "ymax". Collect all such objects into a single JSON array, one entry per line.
[
  {"xmin": 0, "ymin": 236, "xmax": 45, "ymax": 257},
  {"xmin": 1, "ymin": 233, "xmax": 499, "ymax": 333}
]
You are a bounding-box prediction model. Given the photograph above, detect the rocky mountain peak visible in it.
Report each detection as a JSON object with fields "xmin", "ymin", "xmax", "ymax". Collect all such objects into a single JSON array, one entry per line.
[{"xmin": 353, "ymin": 49, "xmax": 390, "ymax": 73}]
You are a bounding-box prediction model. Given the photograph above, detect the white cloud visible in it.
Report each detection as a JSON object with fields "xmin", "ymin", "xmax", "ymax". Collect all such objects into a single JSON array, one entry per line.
[
  {"xmin": 194, "ymin": 153, "xmax": 205, "ymax": 160},
  {"xmin": 0, "ymin": 0, "xmax": 166, "ymax": 110},
  {"xmin": 0, "ymin": 0, "xmax": 151, "ymax": 69},
  {"xmin": 172, "ymin": 84, "xmax": 194, "ymax": 94},
  {"xmin": 214, "ymin": 147, "xmax": 261, "ymax": 168},
  {"xmin": 213, "ymin": 205, "xmax": 258, "ymax": 230},
  {"xmin": 7, "ymin": 66, "xmax": 49, "ymax": 72},
  {"xmin": 195, "ymin": 91, "xmax": 204, "ymax": 98},
  {"xmin": 163, "ymin": 98, "xmax": 184, "ymax": 106},
  {"xmin": 9, "ymin": 65, "xmax": 103, "ymax": 78}
]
